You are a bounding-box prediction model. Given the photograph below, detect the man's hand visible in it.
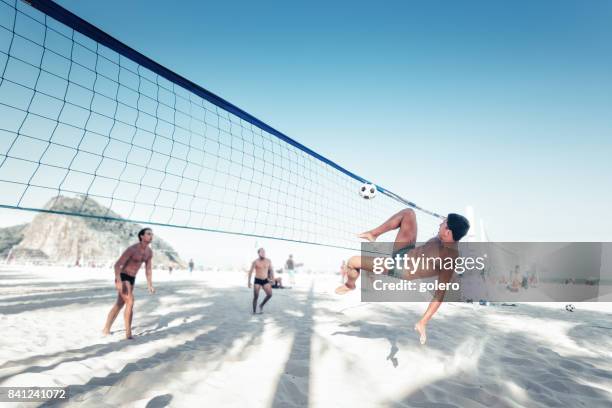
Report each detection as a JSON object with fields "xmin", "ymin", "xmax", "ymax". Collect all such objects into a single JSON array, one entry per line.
[
  {"xmin": 115, "ymin": 279, "xmax": 124, "ymax": 293},
  {"xmin": 148, "ymin": 285, "xmax": 156, "ymax": 294}
]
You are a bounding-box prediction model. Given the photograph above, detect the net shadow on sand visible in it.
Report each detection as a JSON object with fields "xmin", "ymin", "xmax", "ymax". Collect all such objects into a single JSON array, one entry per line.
[
  {"xmin": 0, "ymin": 274, "xmax": 323, "ymax": 407},
  {"xmin": 3, "ymin": 273, "xmax": 612, "ymax": 407}
]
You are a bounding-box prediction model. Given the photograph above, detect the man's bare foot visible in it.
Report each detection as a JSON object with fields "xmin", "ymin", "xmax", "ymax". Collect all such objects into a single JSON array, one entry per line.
[
  {"xmin": 414, "ymin": 321, "xmax": 427, "ymax": 345},
  {"xmin": 335, "ymin": 282, "xmax": 356, "ymax": 295},
  {"xmin": 102, "ymin": 329, "xmax": 110, "ymax": 336},
  {"xmin": 358, "ymin": 231, "xmax": 377, "ymax": 242},
  {"xmin": 126, "ymin": 335, "xmax": 134, "ymax": 340},
  {"xmin": 258, "ymin": 304, "xmax": 265, "ymax": 314}
]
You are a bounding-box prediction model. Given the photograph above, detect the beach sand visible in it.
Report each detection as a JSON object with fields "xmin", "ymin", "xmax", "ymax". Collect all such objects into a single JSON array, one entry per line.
[{"xmin": 1, "ymin": 265, "xmax": 611, "ymax": 407}]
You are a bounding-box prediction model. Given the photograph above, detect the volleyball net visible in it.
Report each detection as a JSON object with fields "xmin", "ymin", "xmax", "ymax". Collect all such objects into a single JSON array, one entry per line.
[{"xmin": 0, "ymin": 0, "xmax": 442, "ymax": 250}]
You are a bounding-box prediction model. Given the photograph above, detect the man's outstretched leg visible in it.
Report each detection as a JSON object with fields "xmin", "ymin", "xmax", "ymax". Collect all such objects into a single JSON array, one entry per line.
[
  {"xmin": 358, "ymin": 208, "xmax": 417, "ymax": 250},
  {"xmin": 337, "ymin": 208, "xmax": 418, "ymax": 295}
]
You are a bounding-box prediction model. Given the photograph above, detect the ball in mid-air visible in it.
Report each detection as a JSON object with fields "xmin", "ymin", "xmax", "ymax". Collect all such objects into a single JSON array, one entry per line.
[
  {"xmin": 565, "ymin": 304, "xmax": 575, "ymax": 312},
  {"xmin": 359, "ymin": 183, "xmax": 377, "ymax": 200}
]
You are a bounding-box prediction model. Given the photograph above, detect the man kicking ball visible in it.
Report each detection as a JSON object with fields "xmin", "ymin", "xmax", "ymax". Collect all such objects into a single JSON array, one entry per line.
[
  {"xmin": 336, "ymin": 209, "xmax": 469, "ymax": 344},
  {"xmin": 248, "ymin": 248, "xmax": 274, "ymax": 314},
  {"xmin": 103, "ymin": 227, "xmax": 155, "ymax": 339}
]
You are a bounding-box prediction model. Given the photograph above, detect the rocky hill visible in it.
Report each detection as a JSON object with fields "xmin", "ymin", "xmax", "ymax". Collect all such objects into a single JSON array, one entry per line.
[
  {"xmin": 1, "ymin": 196, "xmax": 185, "ymax": 268},
  {"xmin": 0, "ymin": 224, "xmax": 27, "ymax": 258}
]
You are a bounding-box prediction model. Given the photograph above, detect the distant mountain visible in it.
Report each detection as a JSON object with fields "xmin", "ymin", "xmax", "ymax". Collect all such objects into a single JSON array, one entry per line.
[
  {"xmin": 0, "ymin": 224, "xmax": 27, "ymax": 258},
  {"xmin": 1, "ymin": 196, "xmax": 185, "ymax": 268}
]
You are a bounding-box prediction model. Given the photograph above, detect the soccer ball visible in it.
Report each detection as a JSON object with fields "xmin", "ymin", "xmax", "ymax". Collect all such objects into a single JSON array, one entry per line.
[
  {"xmin": 359, "ymin": 183, "xmax": 377, "ymax": 199},
  {"xmin": 565, "ymin": 304, "xmax": 575, "ymax": 312}
]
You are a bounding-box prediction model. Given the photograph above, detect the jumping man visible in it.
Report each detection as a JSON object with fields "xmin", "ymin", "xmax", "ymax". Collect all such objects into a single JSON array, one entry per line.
[{"xmin": 336, "ymin": 209, "xmax": 469, "ymax": 344}]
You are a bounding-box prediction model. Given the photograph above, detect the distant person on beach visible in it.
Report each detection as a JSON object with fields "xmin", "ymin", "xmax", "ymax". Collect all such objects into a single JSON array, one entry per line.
[
  {"xmin": 248, "ymin": 248, "xmax": 274, "ymax": 314},
  {"xmin": 285, "ymin": 254, "xmax": 302, "ymax": 285},
  {"xmin": 102, "ymin": 228, "xmax": 155, "ymax": 340},
  {"xmin": 269, "ymin": 268, "xmax": 284, "ymax": 288},
  {"xmin": 507, "ymin": 265, "xmax": 521, "ymax": 292},
  {"xmin": 188, "ymin": 259, "xmax": 194, "ymax": 274},
  {"xmin": 336, "ymin": 209, "xmax": 469, "ymax": 344}
]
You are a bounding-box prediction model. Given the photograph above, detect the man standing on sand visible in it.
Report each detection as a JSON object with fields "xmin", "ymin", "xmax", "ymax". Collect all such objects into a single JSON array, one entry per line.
[
  {"xmin": 103, "ymin": 228, "xmax": 155, "ymax": 339},
  {"xmin": 248, "ymin": 248, "xmax": 274, "ymax": 314},
  {"xmin": 336, "ymin": 209, "xmax": 469, "ymax": 344}
]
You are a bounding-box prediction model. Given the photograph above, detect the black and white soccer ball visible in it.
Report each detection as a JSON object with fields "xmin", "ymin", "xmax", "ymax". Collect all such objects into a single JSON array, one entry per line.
[
  {"xmin": 359, "ymin": 183, "xmax": 377, "ymax": 200},
  {"xmin": 565, "ymin": 304, "xmax": 575, "ymax": 312}
]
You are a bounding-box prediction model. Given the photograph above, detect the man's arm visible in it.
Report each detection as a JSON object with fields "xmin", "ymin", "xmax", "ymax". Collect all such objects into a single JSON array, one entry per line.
[
  {"xmin": 146, "ymin": 251, "xmax": 155, "ymax": 294},
  {"xmin": 268, "ymin": 261, "xmax": 274, "ymax": 281},
  {"xmin": 420, "ymin": 269, "xmax": 453, "ymax": 323},
  {"xmin": 248, "ymin": 261, "xmax": 255, "ymax": 288}
]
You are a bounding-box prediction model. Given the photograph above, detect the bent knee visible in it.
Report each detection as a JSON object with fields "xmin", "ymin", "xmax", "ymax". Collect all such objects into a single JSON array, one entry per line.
[
  {"xmin": 348, "ymin": 255, "xmax": 360, "ymax": 268},
  {"xmin": 401, "ymin": 208, "xmax": 416, "ymax": 218}
]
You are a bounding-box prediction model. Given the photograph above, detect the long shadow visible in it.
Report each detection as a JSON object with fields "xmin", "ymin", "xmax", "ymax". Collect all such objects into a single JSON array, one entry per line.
[
  {"xmin": 335, "ymin": 304, "xmax": 482, "ymax": 349},
  {"xmin": 332, "ymin": 321, "xmax": 403, "ymax": 368},
  {"xmin": 1, "ymin": 293, "xmax": 115, "ymax": 315},
  {"xmin": 34, "ymin": 287, "xmax": 266, "ymax": 406},
  {"xmin": 328, "ymin": 303, "xmax": 612, "ymax": 407},
  {"xmin": 0, "ymin": 286, "xmax": 109, "ymax": 304},
  {"xmin": 8, "ymin": 276, "xmax": 608, "ymax": 407},
  {"xmin": 0, "ymin": 279, "xmax": 211, "ymax": 314},
  {"xmin": 331, "ymin": 301, "xmax": 612, "ymax": 406},
  {"xmin": 145, "ymin": 393, "xmax": 173, "ymax": 407},
  {"xmin": 27, "ymin": 283, "xmax": 317, "ymax": 406},
  {"xmin": 0, "ymin": 281, "xmax": 219, "ymax": 374},
  {"xmin": 0, "ymin": 281, "xmax": 108, "ymax": 290},
  {"xmin": 567, "ymin": 323, "xmax": 612, "ymax": 361},
  {"xmin": 0, "ymin": 272, "xmax": 40, "ymax": 282},
  {"xmin": 384, "ymin": 327, "xmax": 612, "ymax": 408},
  {"xmin": 0, "ymin": 300, "xmax": 219, "ymax": 382},
  {"xmin": 271, "ymin": 284, "xmax": 315, "ymax": 408}
]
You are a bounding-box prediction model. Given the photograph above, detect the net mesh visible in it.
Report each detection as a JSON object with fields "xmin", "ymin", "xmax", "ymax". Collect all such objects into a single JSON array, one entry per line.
[{"xmin": 0, "ymin": 0, "xmax": 440, "ymax": 250}]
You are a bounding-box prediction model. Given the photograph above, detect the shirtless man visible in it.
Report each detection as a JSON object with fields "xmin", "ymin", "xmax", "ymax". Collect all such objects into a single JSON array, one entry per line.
[
  {"xmin": 335, "ymin": 209, "xmax": 469, "ymax": 344},
  {"xmin": 248, "ymin": 248, "xmax": 274, "ymax": 314},
  {"xmin": 102, "ymin": 228, "xmax": 155, "ymax": 339}
]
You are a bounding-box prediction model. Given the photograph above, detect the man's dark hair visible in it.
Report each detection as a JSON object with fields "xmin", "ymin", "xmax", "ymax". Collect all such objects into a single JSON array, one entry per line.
[
  {"xmin": 138, "ymin": 228, "xmax": 152, "ymax": 242},
  {"xmin": 447, "ymin": 214, "xmax": 470, "ymax": 241}
]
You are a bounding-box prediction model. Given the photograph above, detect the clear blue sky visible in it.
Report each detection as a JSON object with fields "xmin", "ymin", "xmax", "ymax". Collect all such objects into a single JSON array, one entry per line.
[{"xmin": 27, "ymin": 0, "xmax": 612, "ymax": 241}]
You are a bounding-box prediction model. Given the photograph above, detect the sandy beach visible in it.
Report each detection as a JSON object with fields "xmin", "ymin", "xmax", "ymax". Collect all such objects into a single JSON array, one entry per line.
[{"xmin": 1, "ymin": 265, "xmax": 611, "ymax": 407}]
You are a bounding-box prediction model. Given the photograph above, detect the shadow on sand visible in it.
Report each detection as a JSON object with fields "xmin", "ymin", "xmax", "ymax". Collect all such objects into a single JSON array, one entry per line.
[{"xmin": 2, "ymin": 274, "xmax": 612, "ymax": 407}]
